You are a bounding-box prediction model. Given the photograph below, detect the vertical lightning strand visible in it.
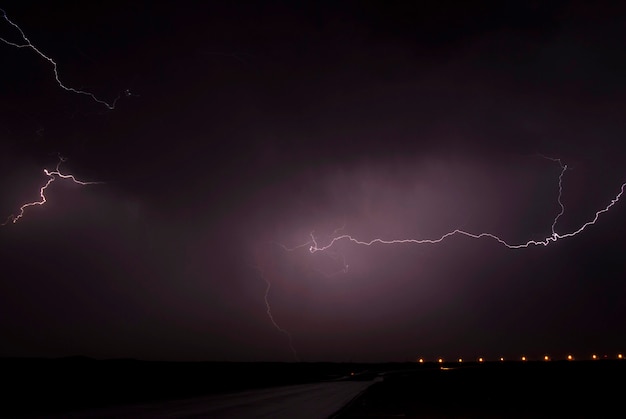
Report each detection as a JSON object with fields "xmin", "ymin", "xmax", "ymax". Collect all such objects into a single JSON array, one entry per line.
[
  {"xmin": 1, "ymin": 157, "xmax": 102, "ymax": 225},
  {"xmin": 253, "ymin": 266, "xmax": 299, "ymax": 361},
  {"xmin": 0, "ymin": 8, "xmax": 120, "ymax": 109},
  {"xmin": 280, "ymin": 158, "xmax": 626, "ymax": 254},
  {"xmin": 540, "ymin": 155, "xmax": 567, "ymax": 238}
]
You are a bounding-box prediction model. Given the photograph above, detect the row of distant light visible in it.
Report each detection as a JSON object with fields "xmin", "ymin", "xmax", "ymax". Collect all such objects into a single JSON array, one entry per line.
[{"xmin": 418, "ymin": 354, "xmax": 624, "ymax": 363}]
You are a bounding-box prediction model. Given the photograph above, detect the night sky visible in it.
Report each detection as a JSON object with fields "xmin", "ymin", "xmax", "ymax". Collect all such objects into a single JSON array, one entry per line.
[{"xmin": 1, "ymin": 1, "xmax": 626, "ymax": 362}]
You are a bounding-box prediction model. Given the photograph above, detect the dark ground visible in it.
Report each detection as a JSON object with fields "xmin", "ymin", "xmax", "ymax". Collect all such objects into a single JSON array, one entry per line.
[
  {"xmin": 0, "ymin": 357, "xmax": 369, "ymax": 417},
  {"xmin": 336, "ymin": 360, "xmax": 626, "ymax": 418},
  {"xmin": 2, "ymin": 358, "xmax": 624, "ymax": 417}
]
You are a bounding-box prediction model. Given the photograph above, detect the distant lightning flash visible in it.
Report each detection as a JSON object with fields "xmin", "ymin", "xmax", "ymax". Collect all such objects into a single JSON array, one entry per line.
[
  {"xmin": 0, "ymin": 8, "xmax": 121, "ymax": 109},
  {"xmin": 266, "ymin": 158, "xmax": 626, "ymax": 359},
  {"xmin": 253, "ymin": 266, "xmax": 299, "ymax": 361},
  {"xmin": 274, "ymin": 219, "xmax": 350, "ymax": 276},
  {"xmin": 2, "ymin": 156, "xmax": 102, "ymax": 225},
  {"xmin": 286, "ymin": 158, "xmax": 626, "ymax": 256}
]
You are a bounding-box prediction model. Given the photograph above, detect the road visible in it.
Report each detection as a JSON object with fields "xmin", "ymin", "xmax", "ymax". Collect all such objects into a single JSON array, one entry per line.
[{"xmin": 48, "ymin": 380, "xmax": 378, "ymax": 419}]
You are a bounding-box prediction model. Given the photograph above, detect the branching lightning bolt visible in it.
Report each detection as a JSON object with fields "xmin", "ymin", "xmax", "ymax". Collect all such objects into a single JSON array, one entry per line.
[
  {"xmin": 252, "ymin": 266, "xmax": 299, "ymax": 361},
  {"xmin": 2, "ymin": 156, "xmax": 102, "ymax": 226},
  {"xmin": 0, "ymin": 8, "xmax": 121, "ymax": 110},
  {"xmin": 285, "ymin": 158, "xmax": 626, "ymax": 256}
]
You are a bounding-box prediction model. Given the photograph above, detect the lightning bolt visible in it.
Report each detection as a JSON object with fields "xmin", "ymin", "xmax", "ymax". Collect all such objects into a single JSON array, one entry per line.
[
  {"xmin": 265, "ymin": 158, "xmax": 622, "ymax": 358},
  {"xmin": 272, "ymin": 220, "xmax": 349, "ymax": 276},
  {"xmin": 2, "ymin": 156, "xmax": 102, "ymax": 226},
  {"xmin": 283, "ymin": 158, "xmax": 625, "ymax": 256},
  {"xmin": 538, "ymin": 154, "xmax": 567, "ymax": 238},
  {"xmin": 0, "ymin": 8, "xmax": 122, "ymax": 110},
  {"xmin": 252, "ymin": 265, "xmax": 299, "ymax": 361}
]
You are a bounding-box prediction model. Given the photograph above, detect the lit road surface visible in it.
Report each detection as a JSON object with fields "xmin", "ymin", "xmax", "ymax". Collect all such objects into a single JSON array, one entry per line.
[{"xmin": 51, "ymin": 380, "xmax": 378, "ymax": 418}]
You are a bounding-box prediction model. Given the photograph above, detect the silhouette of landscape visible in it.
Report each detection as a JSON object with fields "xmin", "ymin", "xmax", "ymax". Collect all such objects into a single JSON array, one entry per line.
[{"xmin": 3, "ymin": 357, "xmax": 625, "ymax": 417}]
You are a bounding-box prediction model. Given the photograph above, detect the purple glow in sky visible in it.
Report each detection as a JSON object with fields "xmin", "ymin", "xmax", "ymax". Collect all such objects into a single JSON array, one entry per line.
[{"xmin": 1, "ymin": 1, "xmax": 626, "ymax": 362}]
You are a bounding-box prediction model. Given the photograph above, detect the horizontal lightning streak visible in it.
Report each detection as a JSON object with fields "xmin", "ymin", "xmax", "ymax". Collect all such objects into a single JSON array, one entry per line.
[
  {"xmin": 2, "ymin": 157, "xmax": 102, "ymax": 225},
  {"xmin": 265, "ymin": 158, "xmax": 621, "ymax": 359},
  {"xmin": 285, "ymin": 159, "xmax": 626, "ymax": 254},
  {"xmin": 0, "ymin": 8, "xmax": 120, "ymax": 109}
]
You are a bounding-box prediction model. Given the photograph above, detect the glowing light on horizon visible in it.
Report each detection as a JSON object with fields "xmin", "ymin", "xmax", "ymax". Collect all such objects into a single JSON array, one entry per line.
[
  {"xmin": 500, "ymin": 357, "xmax": 504, "ymax": 361},
  {"xmin": 521, "ymin": 356, "xmax": 526, "ymax": 361},
  {"xmin": 2, "ymin": 156, "xmax": 102, "ymax": 225},
  {"xmin": 478, "ymin": 357, "xmax": 483, "ymax": 363},
  {"xmin": 567, "ymin": 354, "xmax": 573, "ymax": 360},
  {"xmin": 418, "ymin": 358, "xmax": 424, "ymax": 363},
  {"xmin": 438, "ymin": 358, "xmax": 443, "ymax": 363},
  {"xmin": 618, "ymin": 354, "xmax": 623, "ymax": 359},
  {"xmin": 592, "ymin": 354, "xmax": 597, "ymax": 360},
  {"xmin": 544, "ymin": 355, "xmax": 549, "ymax": 361},
  {"xmin": 458, "ymin": 358, "xmax": 463, "ymax": 363},
  {"xmin": 0, "ymin": 8, "xmax": 122, "ymax": 109}
]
